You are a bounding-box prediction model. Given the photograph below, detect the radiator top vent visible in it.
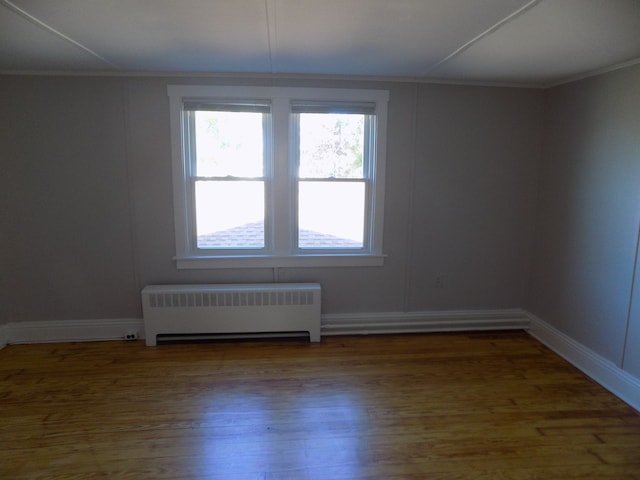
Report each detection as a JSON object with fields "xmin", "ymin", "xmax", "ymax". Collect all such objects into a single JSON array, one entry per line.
[{"xmin": 148, "ymin": 290, "xmax": 315, "ymax": 309}]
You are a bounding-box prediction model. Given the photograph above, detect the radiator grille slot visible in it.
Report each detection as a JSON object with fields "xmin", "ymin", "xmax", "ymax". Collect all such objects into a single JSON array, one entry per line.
[{"xmin": 148, "ymin": 290, "xmax": 315, "ymax": 309}]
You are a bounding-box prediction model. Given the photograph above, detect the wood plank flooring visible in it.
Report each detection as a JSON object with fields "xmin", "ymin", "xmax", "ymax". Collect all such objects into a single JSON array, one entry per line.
[{"xmin": 1, "ymin": 331, "xmax": 639, "ymax": 479}]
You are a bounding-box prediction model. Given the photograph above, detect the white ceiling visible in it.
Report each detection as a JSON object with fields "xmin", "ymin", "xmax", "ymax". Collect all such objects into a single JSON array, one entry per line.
[{"xmin": 1, "ymin": 0, "xmax": 639, "ymax": 87}]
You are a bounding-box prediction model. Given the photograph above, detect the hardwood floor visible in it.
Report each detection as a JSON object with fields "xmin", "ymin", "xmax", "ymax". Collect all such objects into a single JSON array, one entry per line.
[{"xmin": 1, "ymin": 331, "xmax": 639, "ymax": 479}]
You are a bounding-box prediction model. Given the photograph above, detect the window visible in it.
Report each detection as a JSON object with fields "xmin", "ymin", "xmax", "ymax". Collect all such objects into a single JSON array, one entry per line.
[{"xmin": 167, "ymin": 85, "xmax": 389, "ymax": 268}]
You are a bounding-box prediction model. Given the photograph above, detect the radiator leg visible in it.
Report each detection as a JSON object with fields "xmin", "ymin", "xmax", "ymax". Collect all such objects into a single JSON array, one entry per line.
[
  {"xmin": 145, "ymin": 333, "xmax": 157, "ymax": 347},
  {"xmin": 309, "ymin": 329, "xmax": 321, "ymax": 343}
]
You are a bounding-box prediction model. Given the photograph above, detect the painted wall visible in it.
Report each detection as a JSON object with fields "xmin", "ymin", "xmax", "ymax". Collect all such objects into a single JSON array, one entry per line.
[
  {"xmin": 0, "ymin": 75, "xmax": 542, "ymax": 322},
  {"xmin": 528, "ymin": 64, "xmax": 640, "ymax": 375},
  {"xmin": 0, "ymin": 76, "xmax": 139, "ymax": 322},
  {"xmin": 409, "ymin": 84, "xmax": 541, "ymax": 310}
]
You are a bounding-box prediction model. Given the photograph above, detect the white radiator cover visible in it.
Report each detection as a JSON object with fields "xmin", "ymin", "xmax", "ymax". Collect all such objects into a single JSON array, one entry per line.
[{"xmin": 141, "ymin": 283, "xmax": 321, "ymax": 346}]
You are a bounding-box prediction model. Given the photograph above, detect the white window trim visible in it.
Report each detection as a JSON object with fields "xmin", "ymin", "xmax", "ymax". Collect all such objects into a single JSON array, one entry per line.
[{"xmin": 167, "ymin": 85, "xmax": 389, "ymax": 269}]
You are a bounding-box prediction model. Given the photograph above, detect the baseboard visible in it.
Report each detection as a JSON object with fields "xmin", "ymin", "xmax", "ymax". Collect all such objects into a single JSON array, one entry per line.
[
  {"xmin": 5, "ymin": 318, "xmax": 144, "ymax": 345},
  {"xmin": 527, "ymin": 312, "xmax": 640, "ymax": 412},
  {"xmin": 321, "ymin": 308, "xmax": 530, "ymax": 336},
  {"xmin": 2, "ymin": 310, "xmax": 529, "ymax": 346}
]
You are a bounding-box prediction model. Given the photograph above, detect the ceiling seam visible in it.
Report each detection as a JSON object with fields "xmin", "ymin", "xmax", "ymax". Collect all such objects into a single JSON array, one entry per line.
[
  {"xmin": 423, "ymin": 0, "xmax": 543, "ymax": 76},
  {"xmin": 544, "ymin": 56, "xmax": 640, "ymax": 89},
  {"xmin": 1, "ymin": 0, "xmax": 120, "ymax": 70},
  {"xmin": 264, "ymin": 0, "xmax": 277, "ymax": 74}
]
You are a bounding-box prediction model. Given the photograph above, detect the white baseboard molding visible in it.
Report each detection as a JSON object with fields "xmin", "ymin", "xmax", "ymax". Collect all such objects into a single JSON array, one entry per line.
[
  {"xmin": 5, "ymin": 318, "xmax": 144, "ymax": 345},
  {"xmin": 2, "ymin": 310, "xmax": 529, "ymax": 347},
  {"xmin": 527, "ymin": 313, "xmax": 640, "ymax": 412},
  {"xmin": 321, "ymin": 309, "xmax": 530, "ymax": 336}
]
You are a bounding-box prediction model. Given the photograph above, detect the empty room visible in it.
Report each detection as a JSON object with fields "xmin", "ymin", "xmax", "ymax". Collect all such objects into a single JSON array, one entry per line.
[{"xmin": 1, "ymin": 1, "xmax": 639, "ymax": 478}]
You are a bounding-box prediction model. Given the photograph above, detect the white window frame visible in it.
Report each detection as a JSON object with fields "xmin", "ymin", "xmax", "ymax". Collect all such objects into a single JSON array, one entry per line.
[{"xmin": 167, "ymin": 85, "xmax": 389, "ymax": 269}]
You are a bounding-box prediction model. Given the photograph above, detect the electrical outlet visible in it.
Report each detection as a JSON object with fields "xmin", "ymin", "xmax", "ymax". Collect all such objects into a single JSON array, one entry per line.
[
  {"xmin": 124, "ymin": 331, "xmax": 139, "ymax": 341},
  {"xmin": 435, "ymin": 275, "xmax": 445, "ymax": 289}
]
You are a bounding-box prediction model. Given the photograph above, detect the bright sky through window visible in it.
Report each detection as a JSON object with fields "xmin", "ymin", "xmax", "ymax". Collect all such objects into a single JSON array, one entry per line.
[
  {"xmin": 193, "ymin": 111, "xmax": 266, "ymax": 248},
  {"xmin": 298, "ymin": 113, "xmax": 366, "ymax": 247}
]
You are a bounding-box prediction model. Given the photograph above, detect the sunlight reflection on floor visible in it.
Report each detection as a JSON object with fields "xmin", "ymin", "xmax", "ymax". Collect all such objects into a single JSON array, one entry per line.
[{"xmin": 200, "ymin": 391, "xmax": 364, "ymax": 479}]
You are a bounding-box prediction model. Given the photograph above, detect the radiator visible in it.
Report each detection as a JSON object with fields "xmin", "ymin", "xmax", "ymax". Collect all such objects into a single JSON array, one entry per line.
[{"xmin": 141, "ymin": 283, "xmax": 321, "ymax": 346}]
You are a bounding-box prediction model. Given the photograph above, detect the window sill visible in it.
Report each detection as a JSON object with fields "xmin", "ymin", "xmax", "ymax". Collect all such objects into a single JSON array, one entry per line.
[{"xmin": 174, "ymin": 254, "xmax": 386, "ymax": 269}]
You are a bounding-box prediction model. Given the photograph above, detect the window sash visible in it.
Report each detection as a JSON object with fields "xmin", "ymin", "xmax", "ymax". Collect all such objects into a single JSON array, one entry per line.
[
  {"xmin": 184, "ymin": 109, "xmax": 271, "ymax": 254},
  {"xmin": 187, "ymin": 109, "xmax": 269, "ymax": 178},
  {"xmin": 296, "ymin": 179, "xmax": 370, "ymax": 251},
  {"xmin": 292, "ymin": 110, "xmax": 374, "ymax": 253},
  {"xmin": 193, "ymin": 179, "xmax": 267, "ymax": 250},
  {"xmin": 294, "ymin": 112, "xmax": 372, "ymax": 180}
]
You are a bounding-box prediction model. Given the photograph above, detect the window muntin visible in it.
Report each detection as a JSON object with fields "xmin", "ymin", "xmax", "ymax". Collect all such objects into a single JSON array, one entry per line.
[{"xmin": 167, "ymin": 85, "xmax": 388, "ymax": 268}]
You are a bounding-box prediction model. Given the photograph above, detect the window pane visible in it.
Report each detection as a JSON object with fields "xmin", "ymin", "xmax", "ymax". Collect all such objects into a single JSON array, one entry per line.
[
  {"xmin": 298, "ymin": 181, "xmax": 365, "ymax": 249},
  {"xmin": 194, "ymin": 111, "xmax": 264, "ymax": 177},
  {"xmin": 298, "ymin": 113, "xmax": 364, "ymax": 179},
  {"xmin": 195, "ymin": 181, "xmax": 264, "ymax": 249}
]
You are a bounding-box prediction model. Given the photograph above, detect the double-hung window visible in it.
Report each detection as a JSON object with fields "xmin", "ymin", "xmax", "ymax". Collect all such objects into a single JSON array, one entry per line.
[{"xmin": 167, "ymin": 85, "xmax": 388, "ymax": 268}]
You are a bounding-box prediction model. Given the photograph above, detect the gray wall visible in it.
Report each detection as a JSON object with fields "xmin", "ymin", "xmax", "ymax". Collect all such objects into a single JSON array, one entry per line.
[
  {"xmin": 1, "ymin": 77, "xmax": 139, "ymax": 322},
  {"xmin": 528, "ymin": 64, "xmax": 640, "ymax": 376},
  {"xmin": 0, "ymin": 74, "xmax": 542, "ymax": 321},
  {"xmin": 409, "ymin": 84, "xmax": 541, "ymax": 310}
]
